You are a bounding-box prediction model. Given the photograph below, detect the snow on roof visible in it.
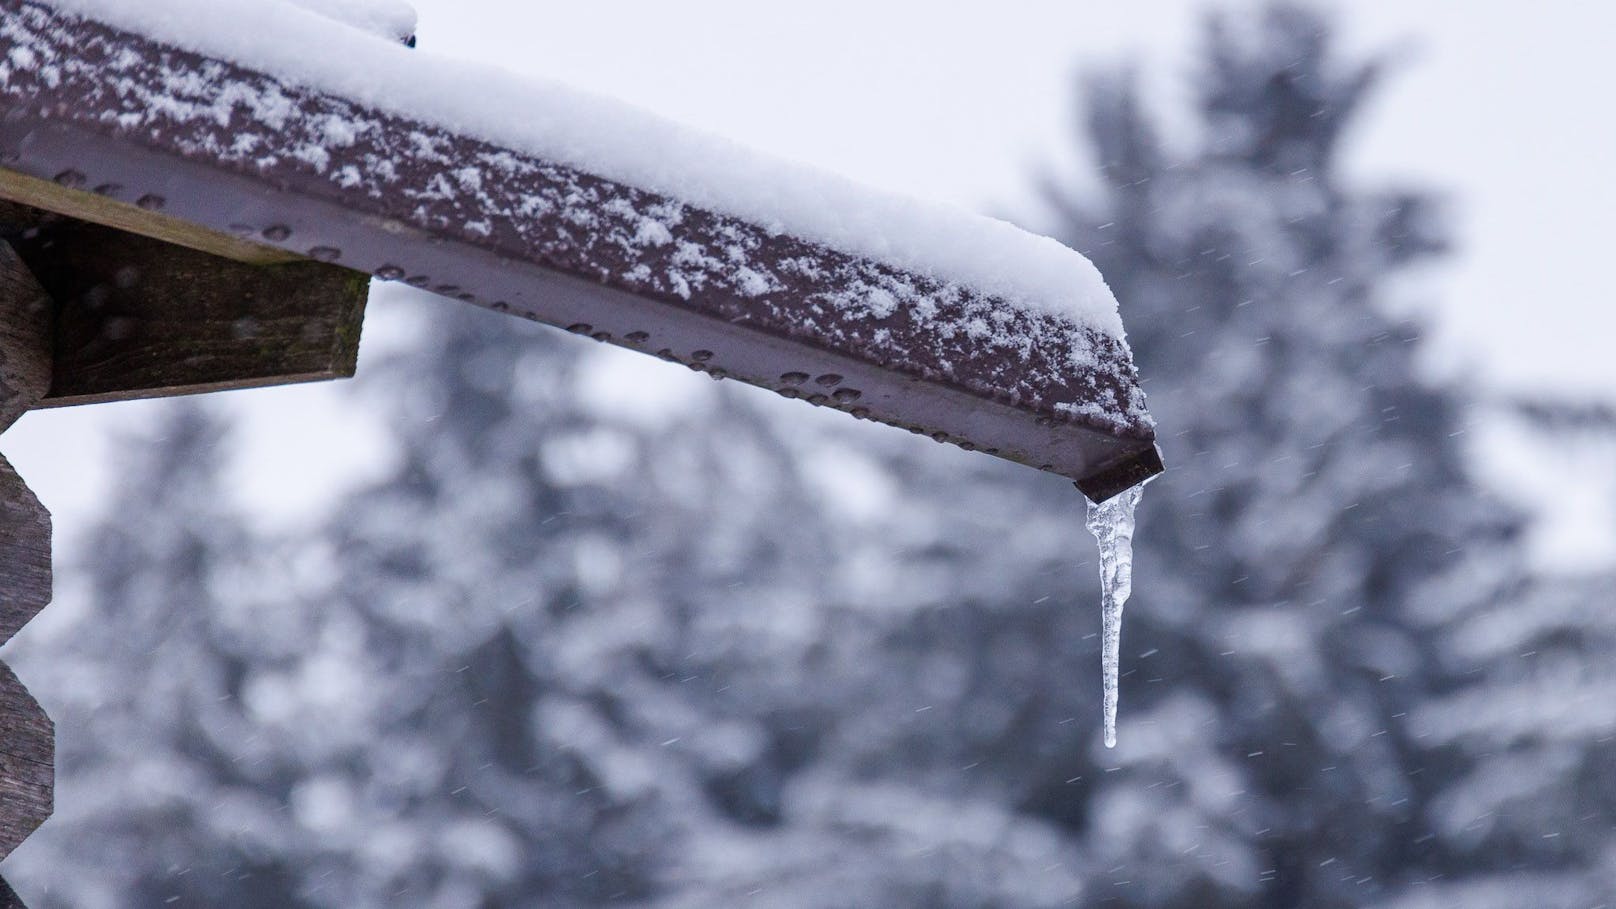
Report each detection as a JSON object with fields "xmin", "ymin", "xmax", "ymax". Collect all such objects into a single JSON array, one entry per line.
[
  {"xmin": 282, "ymin": 0, "xmax": 415, "ymax": 42},
  {"xmin": 38, "ymin": 0, "xmax": 1125, "ymax": 340}
]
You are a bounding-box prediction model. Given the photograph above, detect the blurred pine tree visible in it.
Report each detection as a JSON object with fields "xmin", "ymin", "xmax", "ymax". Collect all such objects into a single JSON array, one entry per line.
[
  {"xmin": 12, "ymin": 5, "xmax": 1610, "ymax": 909},
  {"xmin": 5, "ymin": 404, "xmax": 312, "ymax": 908},
  {"xmin": 1039, "ymin": 5, "xmax": 1528, "ymax": 905}
]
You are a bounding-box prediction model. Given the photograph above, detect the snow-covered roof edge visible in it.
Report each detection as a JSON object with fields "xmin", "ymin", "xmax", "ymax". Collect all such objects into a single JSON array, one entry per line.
[
  {"xmin": 0, "ymin": 0, "xmax": 1159, "ymax": 494},
  {"xmin": 40, "ymin": 0, "xmax": 1125, "ymax": 340}
]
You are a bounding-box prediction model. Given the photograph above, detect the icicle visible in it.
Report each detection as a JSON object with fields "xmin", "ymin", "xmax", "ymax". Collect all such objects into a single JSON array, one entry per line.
[{"xmin": 1085, "ymin": 482, "xmax": 1145, "ymax": 748}]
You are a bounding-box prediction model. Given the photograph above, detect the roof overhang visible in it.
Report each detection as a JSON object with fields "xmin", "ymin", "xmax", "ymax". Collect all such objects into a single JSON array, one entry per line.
[{"xmin": 0, "ymin": 0, "xmax": 1161, "ymax": 499}]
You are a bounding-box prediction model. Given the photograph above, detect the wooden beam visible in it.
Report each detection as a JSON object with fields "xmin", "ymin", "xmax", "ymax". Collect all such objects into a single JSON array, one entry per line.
[
  {"xmin": 0, "ymin": 242, "xmax": 49, "ymax": 431},
  {"xmin": 0, "ymin": 0, "xmax": 1160, "ymax": 499},
  {"xmin": 8, "ymin": 219, "xmax": 370, "ymax": 407}
]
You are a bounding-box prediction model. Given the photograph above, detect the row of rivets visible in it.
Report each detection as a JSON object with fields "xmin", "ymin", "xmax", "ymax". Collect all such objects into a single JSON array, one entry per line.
[
  {"xmin": 47, "ymin": 169, "xmax": 371, "ymax": 268},
  {"xmin": 53, "ymin": 168, "xmax": 162, "ymax": 210}
]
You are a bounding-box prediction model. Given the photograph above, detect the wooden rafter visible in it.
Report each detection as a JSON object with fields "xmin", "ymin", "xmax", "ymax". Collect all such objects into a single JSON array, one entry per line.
[{"xmin": 8, "ymin": 209, "xmax": 369, "ymax": 407}]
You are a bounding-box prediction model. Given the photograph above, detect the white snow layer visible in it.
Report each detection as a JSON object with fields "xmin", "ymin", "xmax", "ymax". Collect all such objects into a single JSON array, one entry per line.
[
  {"xmin": 41, "ymin": 0, "xmax": 1125, "ymax": 338},
  {"xmin": 282, "ymin": 0, "xmax": 415, "ymax": 41}
]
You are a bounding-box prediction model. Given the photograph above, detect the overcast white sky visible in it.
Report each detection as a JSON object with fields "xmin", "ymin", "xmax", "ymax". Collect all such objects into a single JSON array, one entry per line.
[{"xmin": 6, "ymin": 0, "xmax": 1614, "ymax": 564}]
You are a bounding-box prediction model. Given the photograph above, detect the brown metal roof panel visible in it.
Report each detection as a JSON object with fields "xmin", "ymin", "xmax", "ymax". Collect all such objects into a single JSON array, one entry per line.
[{"xmin": 0, "ymin": 1, "xmax": 1161, "ymax": 500}]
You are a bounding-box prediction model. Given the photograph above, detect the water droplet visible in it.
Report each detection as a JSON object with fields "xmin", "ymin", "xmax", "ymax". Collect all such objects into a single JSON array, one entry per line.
[
  {"xmin": 262, "ymin": 225, "xmax": 292, "ymax": 242},
  {"xmin": 405, "ymin": 275, "xmax": 430, "ymax": 288},
  {"xmin": 814, "ymin": 373, "xmax": 843, "ymax": 387},
  {"xmin": 625, "ymin": 331, "xmax": 650, "ymax": 343},
  {"xmin": 850, "ymin": 407, "xmax": 870, "ymax": 419},
  {"xmin": 93, "ymin": 183, "xmax": 122, "ymax": 197},
  {"xmin": 807, "ymin": 394, "xmax": 828, "ymax": 406},
  {"xmin": 691, "ymin": 349, "xmax": 714, "ymax": 362},
  {"xmin": 780, "ymin": 372, "xmax": 809, "ymax": 385},
  {"xmin": 308, "ymin": 246, "xmax": 340, "ymax": 262},
  {"xmin": 779, "ymin": 388, "xmax": 800, "ymax": 399},
  {"xmin": 375, "ymin": 265, "xmax": 405, "ymax": 280},
  {"xmin": 566, "ymin": 323, "xmax": 592, "ymax": 334},
  {"xmin": 930, "ymin": 431, "xmax": 948, "ymax": 443},
  {"xmin": 53, "ymin": 169, "xmax": 85, "ymax": 188},
  {"xmin": 832, "ymin": 388, "xmax": 862, "ymax": 403},
  {"xmin": 591, "ymin": 331, "xmax": 612, "ymax": 342},
  {"xmin": 136, "ymin": 194, "xmax": 166, "ymax": 211}
]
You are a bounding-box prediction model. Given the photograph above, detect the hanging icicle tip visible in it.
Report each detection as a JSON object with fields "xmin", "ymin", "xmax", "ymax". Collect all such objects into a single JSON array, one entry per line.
[{"xmin": 1084, "ymin": 481, "xmax": 1147, "ymax": 748}]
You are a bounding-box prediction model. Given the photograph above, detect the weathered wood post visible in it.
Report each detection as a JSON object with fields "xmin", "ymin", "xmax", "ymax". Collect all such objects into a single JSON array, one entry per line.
[{"xmin": 0, "ymin": 237, "xmax": 54, "ymax": 901}]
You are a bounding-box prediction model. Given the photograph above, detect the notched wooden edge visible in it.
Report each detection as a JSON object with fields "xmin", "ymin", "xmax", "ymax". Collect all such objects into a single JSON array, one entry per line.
[
  {"xmin": 0, "ymin": 661, "xmax": 52, "ymax": 864},
  {"xmin": 0, "ymin": 455, "xmax": 50, "ymax": 648}
]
